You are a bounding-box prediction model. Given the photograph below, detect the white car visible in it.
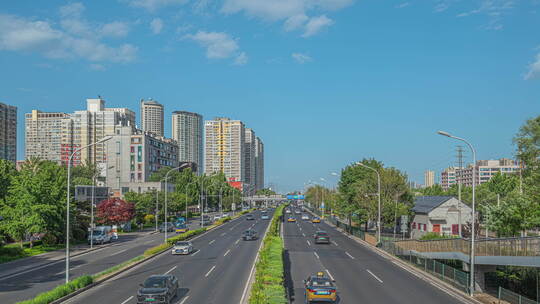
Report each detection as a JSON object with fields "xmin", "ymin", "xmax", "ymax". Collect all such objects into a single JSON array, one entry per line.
[
  {"xmin": 223, "ymin": 213, "xmax": 230, "ymax": 217},
  {"xmin": 301, "ymin": 214, "xmax": 309, "ymax": 221},
  {"xmin": 171, "ymin": 241, "xmax": 193, "ymax": 255},
  {"xmin": 285, "ymin": 209, "xmax": 291, "ymax": 214},
  {"xmin": 213, "ymin": 215, "xmax": 222, "ymax": 221}
]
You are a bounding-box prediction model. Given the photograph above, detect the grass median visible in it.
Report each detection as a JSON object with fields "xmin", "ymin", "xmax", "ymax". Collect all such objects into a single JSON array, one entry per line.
[{"xmin": 249, "ymin": 205, "xmax": 287, "ymax": 304}]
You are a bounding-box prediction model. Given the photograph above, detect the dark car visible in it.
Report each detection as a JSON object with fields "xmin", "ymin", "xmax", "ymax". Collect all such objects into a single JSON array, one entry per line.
[
  {"xmin": 137, "ymin": 275, "xmax": 178, "ymax": 304},
  {"xmin": 159, "ymin": 223, "xmax": 175, "ymax": 233},
  {"xmin": 246, "ymin": 214, "xmax": 255, "ymax": 220},
  {"xmin": 314, "ymin": 231, "xmax": 330, "ymax": 244},
  {"xmin": 242, "ymin": 229, "xmax": 258, "ymax": 241}
]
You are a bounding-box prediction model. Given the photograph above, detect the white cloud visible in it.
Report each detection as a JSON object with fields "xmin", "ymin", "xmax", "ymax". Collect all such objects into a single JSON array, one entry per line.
[
  {"xmin": 395, "ymin": 2, "xmax": 410, "ymax": 8},
  {"xmin": 302, "ymin": 15, "xmax": 333, "ymax": 37},
  {"xmin": 89, "ymin": 63, "xmax": 106, "ymax": 71},
  {"xmin": 101, "ymin": 21, "xmax": 130, "ymax": 38},
  {"xmin": 59, "ymin": 2, "xmax": 85, "ymax": 18},
  {"xmin": 126, "ymin": 0, "xmax": 188, "ymax": 12},
  {"xmin": 234, "ymin": 52, "xmax": 248, "ymax": 65},
  {"xmin": 292, "ymin": 52, "xmax": 312, "ymax": 63},
  {"xmin": 221, "ymin": 0, "xmax": 352, "ymax": 36},
  {"xmin": 150, "ymin": 18, "xmax": 164, "ymax": 34},
  {"xmin": 524, "ymin": 52, "xmax": 540, "ymax": 80},
  {"xmin": 184, "ymin": 30, "xmax": 241, "ymax": 59},
  {"xmin": 0, "ymin": 13, "xmax": 137, "ymax": 63},
  {"xmin": 455, "ymin": 0, "xmax": 514, "ymax": 29}
]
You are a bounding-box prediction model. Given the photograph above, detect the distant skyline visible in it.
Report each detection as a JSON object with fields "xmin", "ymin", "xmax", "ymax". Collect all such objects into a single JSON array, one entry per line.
[{"xmin": 1, "ymin": 0, "xmax": 539, "ymax": 192}]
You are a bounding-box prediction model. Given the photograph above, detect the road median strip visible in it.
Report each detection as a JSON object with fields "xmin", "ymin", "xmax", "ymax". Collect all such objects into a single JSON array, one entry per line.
[
  {"xmin": 16, "ymin": 211, "xmax": 252, "ymax": 304},
  {"xmin": 248, "ymin": 205, "xmax": 287, "ymax": 304}
]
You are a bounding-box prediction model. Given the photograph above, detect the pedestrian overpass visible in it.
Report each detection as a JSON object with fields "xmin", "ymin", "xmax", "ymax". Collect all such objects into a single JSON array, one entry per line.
[{"xmin": 242, "ymin": 195, "xmax": 287, "ymax": 207}]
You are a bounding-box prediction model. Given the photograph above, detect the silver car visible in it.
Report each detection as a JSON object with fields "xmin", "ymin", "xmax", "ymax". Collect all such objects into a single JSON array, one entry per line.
[{"xmin": 171, "ymin": 241, "xmax": 193, "ymax": 255}]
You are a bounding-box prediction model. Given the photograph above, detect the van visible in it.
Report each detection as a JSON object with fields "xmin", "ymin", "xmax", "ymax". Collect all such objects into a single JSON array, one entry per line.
[{"xmin": 88, "ymin": 226, "xmax": 112, "ymax": 245}]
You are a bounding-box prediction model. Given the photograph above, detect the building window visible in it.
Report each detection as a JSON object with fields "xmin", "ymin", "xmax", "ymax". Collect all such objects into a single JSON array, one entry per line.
[
  {"xmin": 138, "ymin": 164, "xmax": 142, "ymax": 171},
  {"xmin": 130, "ymin": 146, "xmax": 135, "ymax": 153},
  {"xmin": 412, "ymin": 222, "xmax": 416, "ymax": 229},
  {"xmin": 138, "ymin": 146, "xmax": 142, "ymax": 162},
  {"xmin": 137, "ymin": 173, "xmax": 142, "ymax": 180}
]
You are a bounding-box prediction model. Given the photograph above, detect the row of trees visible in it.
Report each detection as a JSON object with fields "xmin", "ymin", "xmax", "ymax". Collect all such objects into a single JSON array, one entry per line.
[{"xmin": 306, "ymin": 115, "xmax": 540, "ymax": 238}]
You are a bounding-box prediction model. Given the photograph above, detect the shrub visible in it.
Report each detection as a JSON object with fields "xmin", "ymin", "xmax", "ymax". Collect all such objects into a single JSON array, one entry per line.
[
  {"xmin": 17, "ymin": 275, "xmax": 93, "ymax": 304},
  {"xmin": 419, "ymin": 232, "xmax": 458, "ymax": 241},
  {"xmin": 144, "ymin": 214, "xmax": 155, "ymax": 225}
]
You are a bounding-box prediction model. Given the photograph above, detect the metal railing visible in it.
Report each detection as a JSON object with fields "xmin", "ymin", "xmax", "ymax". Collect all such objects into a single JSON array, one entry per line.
[
  {"xmin": 394, "ymin": 237, "xmax": 540, "ymax": 257},
  {"xmin": 499, "ymin": 286, "xmax": 539, "ymax": 304}
]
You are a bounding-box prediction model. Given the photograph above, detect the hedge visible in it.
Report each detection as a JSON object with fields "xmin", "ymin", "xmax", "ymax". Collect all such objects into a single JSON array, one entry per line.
[
  {"xmin": 249, "ymin": 205, "xmax": 287, "ymax": 304},
  {"xmin": 16, "ymin": 275, "xmax": 93, "ymax": 304}
]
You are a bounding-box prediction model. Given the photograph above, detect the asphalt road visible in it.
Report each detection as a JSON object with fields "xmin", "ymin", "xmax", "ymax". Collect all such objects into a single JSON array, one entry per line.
[
  {"xmin": 62, "ymin": 209, "xmax": 272, "ymax": 304},
  {"xmin": 0, "ymin": 216, "xmax": 211, "ymax": 304},
  {"xmin": 283, "ymin": 210, "xmax": 467, "ymax": 304}
]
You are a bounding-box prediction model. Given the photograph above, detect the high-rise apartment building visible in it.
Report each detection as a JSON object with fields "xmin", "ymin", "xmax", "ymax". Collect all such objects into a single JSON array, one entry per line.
[
  {"xmin": 105, "ymin": 126, "xmax": 178, "ymax": 194},
  {"xmin": 255, "ymin": 137, "xmax": 264, "ymax": 191},
  {"xmin": 244, "ymin": 128, "xmax": 256, "ymax": 195},
  {"xmin": 71, "ymin": 98, "xmax": 135, "ymax": 165},
  {"xmin": 25, "ymin": 110, "xmax": 72, "ymax": 164},
  {"xmin": 0, "ymin": 102, "xmax": 17, "ymax": 162},
  {"xmin": 440, "ymin": 167, "xmax": 458, "ymax": 191},
  {"xmin": 204, "ymin": 117, "xmax": 245, "ymax": 183},
  {"xmin": 172, "ymin": 111, "xmax": 203, "ymax": 173},
  {"xmin": 452, "ymin": 159, "xmax": 520, "ymax": 187},
  {"xmin": 140, "ymin": 99, "xmax": 164, "ymax": 136},
  {"xmin": 424, "ymin": 170, "xmax": 435, "ymax": 188}
]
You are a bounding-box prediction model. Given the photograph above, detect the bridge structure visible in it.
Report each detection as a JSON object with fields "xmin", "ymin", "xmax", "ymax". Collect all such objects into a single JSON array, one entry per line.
[
  {"xmin": 387, "ymin": 236, "xmax": 540, "ymax": 292},
  {"xmin": 242, "ymin": 195, "xmax": 288, "ymax": 207}
]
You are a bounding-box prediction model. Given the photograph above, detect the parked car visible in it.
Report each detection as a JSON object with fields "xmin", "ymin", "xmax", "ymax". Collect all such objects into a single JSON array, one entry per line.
[
  {"xmin": 171, "ymin": 241, "xmax": 193, "ymax": 255},
  {"xmin": 242, "ymin": 229, "xmax": 259, "ymax": 241},
  {"xmin": 159, "ymin": 222, "xmax": 175, "ymax": 233},
  {"xmin": 137, "ymin": 275, "xmax": 178, "ymax": 304},
  {"xmin": 88, "ymin": 226, "xmax": 112, "ymax": 245}
]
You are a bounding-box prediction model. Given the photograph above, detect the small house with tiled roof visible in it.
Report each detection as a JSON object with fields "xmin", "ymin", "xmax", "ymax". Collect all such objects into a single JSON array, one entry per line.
[{"xmin": 411, "ymin": 196, "xmax": 472, "ymax": 239}]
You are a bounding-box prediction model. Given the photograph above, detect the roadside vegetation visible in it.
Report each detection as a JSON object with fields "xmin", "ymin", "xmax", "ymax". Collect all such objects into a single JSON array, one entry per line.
[{"xmin": 249, "ymin": 205, "xmax": 287, "ymax": 304}]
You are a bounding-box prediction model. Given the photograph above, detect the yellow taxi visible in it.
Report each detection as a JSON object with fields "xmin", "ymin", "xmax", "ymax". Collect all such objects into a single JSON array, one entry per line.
[
  {"xmin": 312, "ymin": 217, "xmax": 321, "ymax": 223},
  {"xmin": 287, "ymin": 217, "xmax": 297, "ymax": 223},
  {"xmin": 175, "ymin": 223, "xmax": 189, "ymax": 234},
  {"xmin": 304, "ymin": 272, "xmax": 337, "ymax": 303}
]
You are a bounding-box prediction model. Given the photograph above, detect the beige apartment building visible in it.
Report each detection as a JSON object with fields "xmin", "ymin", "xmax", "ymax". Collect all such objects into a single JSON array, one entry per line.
[
  {"xmin": 204, "ymin": 117, "xmax": 245, "ymax": 183},
  {"xmin": 255, "ymin": 136, "xmax": 264, "ymax": 191},
  {"xmin": 424, "ymin": 170, "xmax": 435, "ymax": 187},
  {"xmin": 440, "ymin": 167, "xmax": 458, "ymax": 191},
  {"xmin": 458, "ymin": 158, "xmax": 520, "ymax": 187},
  {"xmin": 25, "ymin": 110, "xmax": 72, "ymax": 164},
  {"xmin": 140, "ymin": 99, "xmax": 164, "ymax": 137},
  {"xmin": 0, "ymin": 102, "xmax": 17, "ymax": 162}
]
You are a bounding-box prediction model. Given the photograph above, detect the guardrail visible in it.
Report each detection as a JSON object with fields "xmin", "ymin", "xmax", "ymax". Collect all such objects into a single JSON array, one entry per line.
[
  {"xmin": 394, "ymin": 237, "xmax": 540, "ymax": 257},
  {"xmin": 498, "ymin": 286, "xmax": 539, "ymax": 304}
]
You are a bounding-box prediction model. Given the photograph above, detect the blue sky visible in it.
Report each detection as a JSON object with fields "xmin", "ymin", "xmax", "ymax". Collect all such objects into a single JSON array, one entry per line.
[{"xmin": 1, "ymin": 0, "xmax": 539, "ymax": 192}]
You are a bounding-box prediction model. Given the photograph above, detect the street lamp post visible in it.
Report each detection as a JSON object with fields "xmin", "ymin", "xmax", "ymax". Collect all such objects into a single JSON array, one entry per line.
[
  {"xmin": 185, "ymin": 181, "xmax": 196, "ymax": 223},
  {"xmin": 164, "ymin": 164, "xmax": 190, "ymax": 242},
  {"xmin": 89, "ymin": 172, "xmax": 100, "ymax": 249},
  {"xmin": 65, "ymin": 136, "xmax": 112, "ymax": 283},
  {"xmin": 356, "ymin": 162, "xmax": 382, "ymax": 245},
  {"xmin": 437, "ymin": 130, "xmax": 477, "ymax": 296}
]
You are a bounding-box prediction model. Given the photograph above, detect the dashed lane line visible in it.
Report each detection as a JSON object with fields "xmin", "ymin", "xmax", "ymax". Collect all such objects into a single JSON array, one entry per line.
[
  {"xmin": 205, "ymin": 265, "xmax": 216, "ymax": 277},
  {"xmin": 366, "ymin": 269, "xmax": 383, "ymax": 283}
]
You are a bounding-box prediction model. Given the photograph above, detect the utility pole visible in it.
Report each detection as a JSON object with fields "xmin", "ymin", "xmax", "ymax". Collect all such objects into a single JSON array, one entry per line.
[{"xmin": 456, "ymin": 145, "xmax": 464, "ymax": 238}]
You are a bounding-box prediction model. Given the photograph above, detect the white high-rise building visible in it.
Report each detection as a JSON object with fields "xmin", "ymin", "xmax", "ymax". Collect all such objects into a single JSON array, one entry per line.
[
  {"xmin": 172, "ymin": 111, "xmax": 203, "ymax": 173},
  {"xmin": 140, "ymin": 99, "xmax": 164, "ymax": 136},
  {"xmin": 255, "ymin": 136, "xmax": 264, "ymax": 191},
  {"xmin": 244, "ymin": 128, "xmax": 256, "ymax": 194},
  {"xmin": 204, "ymin": 117, "xmax": 245, "ymax": 183},
  {"xmin": 25, "ymin": 110, "xmax": 72, "ymax": 164}
]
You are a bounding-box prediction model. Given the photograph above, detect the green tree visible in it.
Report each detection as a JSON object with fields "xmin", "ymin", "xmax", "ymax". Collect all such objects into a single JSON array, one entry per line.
[
  {"xmin": 0, "ymin": 159, "xmax": 17, "ymax": 202},
  {"xmin": 514, "ymin": 115, "xmax": 540, "ymax": 171},
  {"xmin": 256, "ymin": 188, "xmax": 276, "ymax": 196},
  {"xmin": 488, "ymin": 192, "xmax": 540, "ymax": 237}
]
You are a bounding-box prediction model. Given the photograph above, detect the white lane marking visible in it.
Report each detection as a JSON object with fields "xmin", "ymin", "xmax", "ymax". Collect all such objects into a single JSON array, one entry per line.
[
  {"xmin": 224, "ymin": 249, "xmax": 231, "ymax": 256},
  {"xmin": 302, "ymin": 233, "xmax": 306, "ymax": 237},
  {"xmin": 164, "ymin": 265, "xmax": 177, "ymax": 275},
  {"xmin": 235, "ymin": 239, "xmax": 240, "ymax": 245},
  {"xmin": 332, "ymin": 241, "xmax": 338, "ymax": 246},
  {"xmin": 326, "ymin": 269, "xmax": 335, "ymax": 281},
  {"xmin": 110, "ymin": 249, "xmax": 127, "ymax": 256},
  {"xmin": 120, "ymin": 296, "xmax": 133, "ymax": 304},
  {"xmin": 345, "ymin": 251, "xmax": 355, "ymax": 259},
  {"xmin": 314, "ymin": 251, "xmax": 320, "ymax": 259},
  {"xmin": 230, "ymin": 227, "xmax": 235, "ymax": 230},
  {"xmin": 307, "ymin": 240, "xmax": 311, "ymax": 246},
  {"xmin": 209, "ymin": 239, "xmax": 215, "ymax": 245},
  {"xmin": 367, "ymin": 269, "xmax": 383, "ymax": 283},
  {"xmin": 178, "ymin": 295, "xmax": 190, "ymax": 304},
  {"xmin": 220, "ymin": 232, "xmax": 226, "ymax": 236},
  {"xmin": 191, "ymin": 250, "xmax": 199, "ymax": 256},
  {"xmin": 205, "ymin": 265, "xmax": 216, "ymax": 277}
]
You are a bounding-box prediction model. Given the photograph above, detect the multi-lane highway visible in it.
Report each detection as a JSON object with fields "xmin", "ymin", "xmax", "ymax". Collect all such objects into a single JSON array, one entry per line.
[
  {"xmin": 0, "ymin": 216, "xmax": 210, "ymax": 303},
  {"xmin": 62, "ymin": 209, "xmax": 272, "ymax": 304},
  {"xmin": 283, "ymin": 209, "xmax": 467, "ymax": 304}
]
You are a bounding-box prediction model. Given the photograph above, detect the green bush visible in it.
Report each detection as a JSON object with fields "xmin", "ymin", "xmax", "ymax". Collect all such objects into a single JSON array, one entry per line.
[
  {"xmin": 17, "ymin": 275, "xmax": 93, "ymax": 304},
  {"xmin": 249, "ymin": 205, "xmax": 287, "ymax": 304},
  {"xmin": 419, "ymin": 232, "xmax": 458, "ymax": 241}
]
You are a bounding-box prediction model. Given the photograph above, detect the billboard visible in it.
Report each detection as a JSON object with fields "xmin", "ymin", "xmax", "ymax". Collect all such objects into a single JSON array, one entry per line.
[
  {"xmin": 287, "ymin": 195, "xmax": 305, "ymax": 200},
  {"xmin": 228, "ymin": 181, "xmax": 243, "ymax": 191}
]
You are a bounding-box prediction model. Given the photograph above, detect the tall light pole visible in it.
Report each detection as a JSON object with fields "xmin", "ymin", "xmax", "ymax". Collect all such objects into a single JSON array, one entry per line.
[
  {"xmin": 164, "ymin": 164, "xmax": 190, "ymax": 242},
  {"xmin": 89, "ymin": 171, "xmax": 100, "ymax": 249},
  {"xmin": 185, "ymin": 181, "xmax": 196, "ymax": 223},
  {"xmin": 437, "ymin": 130, "xmax": 476, "ymax": 296},
  {"xmin": 65, "ymin": 135, "xmax": 112, "ymax": 283},
  {"xmin": 356, "ymin": 162, "xmax": 382, "ymax": 244}
]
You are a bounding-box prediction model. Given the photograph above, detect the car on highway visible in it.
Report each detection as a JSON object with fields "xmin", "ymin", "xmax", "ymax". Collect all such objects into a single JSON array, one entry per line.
[
  {"xmin": 223, "ymin": 213, "xmax": 230, "ymax": 217},
  {"xmin": 242, "ymin": 229, "xmax": 258, "ymax": 241},
  {"xmin": 159, "ymin": 222, "xmax": 175, "ymax": 233},
  {"xmin": 174, "ymin": 223, "xmax": 189, "ymax": 234},
  {"xmin": 313, "ymin": 230, "xmax": 330, "ymax": 244},
  {"xmin": 171, "ymin": 241, "xmax": 193, "ymax": 255},
  {"xmin": 137, "ymin": 274, "xmax": 178, "ymax": 304},
  {"xmin": 287, "ymin": 217, "xmax": 297, "ymax": 222},
  {"xmin": 312, "ymin": 217, "xmax": 321, "ymax": 223},
  {"xmin": 301, "ymin": 214, "xmax": 310, "ymax": 221},
  {"xmin": 295, "ymin": 209, "xmax": 301, "ymax": 215},
  {"xmin": 88, "ymin": 226, "xmax": 112, "ymax": 245},
  {"xmin": 261, "ymin": 212, "xmax": 269, "ymax": 220},
  {"xmin": 285, "ymin": 209, "xmax": 292, "ymax": 214},
  {"xmin": 213, "ymin": 215, "xmax": 222, "ymax": 221},
  {"xmin": 304, "ymin": 272, "xmax": 337, "ymax": 303},
  {"xmin": 246, "ymin": 214, "xmax": 255, "ymax": 220}
]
